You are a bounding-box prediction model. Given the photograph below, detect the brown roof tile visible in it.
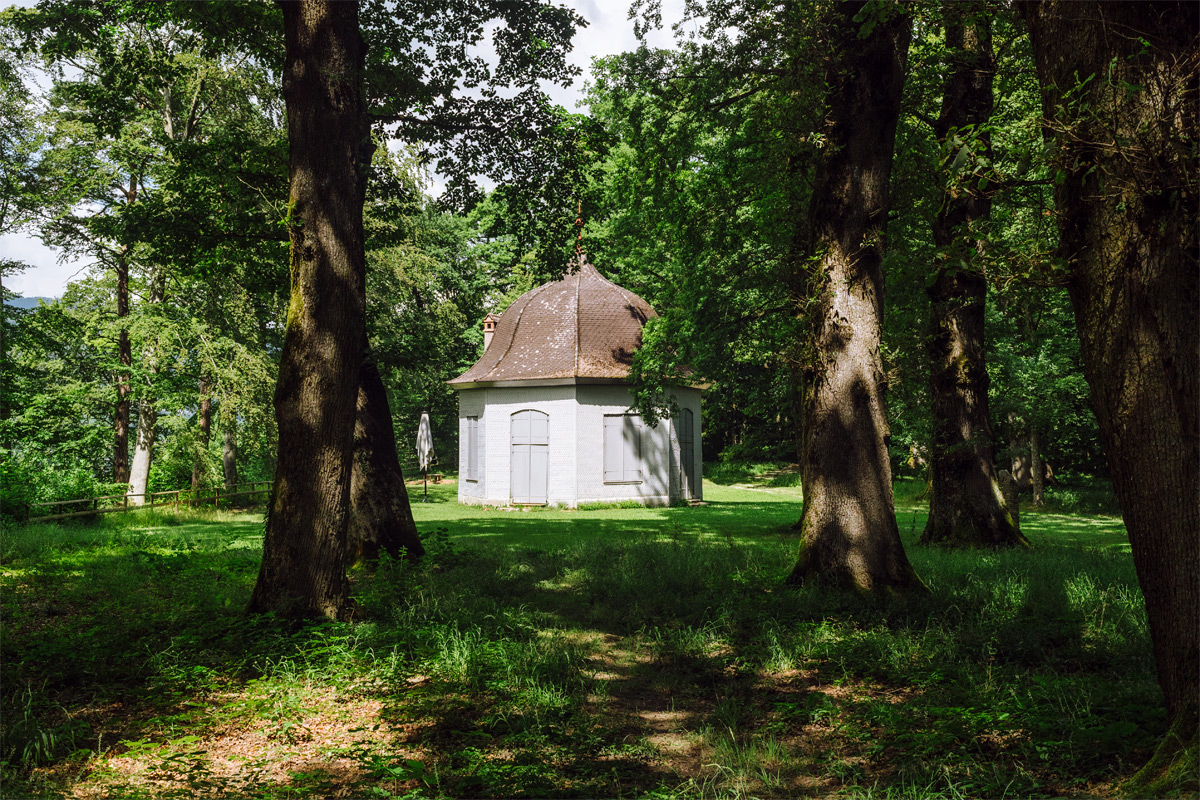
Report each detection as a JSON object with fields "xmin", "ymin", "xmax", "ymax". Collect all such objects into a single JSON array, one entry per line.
[{"xmin": 449, "ymin": 259, "xmax": 656, "ymax": 386}]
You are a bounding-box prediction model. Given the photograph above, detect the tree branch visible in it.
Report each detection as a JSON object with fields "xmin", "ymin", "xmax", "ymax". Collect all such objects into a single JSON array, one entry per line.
[
  {"xmin": 184, "ymin": 76, "xmax": 206, "ymax": 142},
  {"xmin": 371, "ymin": 113, "xmax": 502, "ymax": 135}
]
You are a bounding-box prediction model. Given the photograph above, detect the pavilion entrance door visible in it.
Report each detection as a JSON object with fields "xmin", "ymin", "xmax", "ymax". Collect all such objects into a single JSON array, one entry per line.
[
  {"xmin": 679, "ymin": 408, "xmax": 696, "ymax": 499},
  {"xmin": 510, "ymin": 409, "xmax": 549, "ymax": 504}
]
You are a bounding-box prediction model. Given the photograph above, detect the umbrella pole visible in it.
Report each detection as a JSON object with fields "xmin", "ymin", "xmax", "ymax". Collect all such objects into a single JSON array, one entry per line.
[{"xmin": 423, "ymin": 468, "xmax": 428, "ymax": 502}]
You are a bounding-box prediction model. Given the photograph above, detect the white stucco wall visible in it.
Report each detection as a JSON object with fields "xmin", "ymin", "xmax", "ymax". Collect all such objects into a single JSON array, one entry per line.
[
  {"xmin": 575, "ymin": 385, "xmax": 669, "ymax": 506},
  {"xmin": 456, "ymin": 383, "xmax": 702, "ymax": 507},
  {"xmin": 458, "ymin": 386, "xmax": 578, "ymax": 506}
]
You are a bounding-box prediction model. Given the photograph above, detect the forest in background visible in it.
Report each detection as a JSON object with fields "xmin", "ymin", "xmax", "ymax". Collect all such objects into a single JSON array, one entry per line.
[{"xmin": 1, "ymin": 1, "xmax": 1102, "ymax": 512}]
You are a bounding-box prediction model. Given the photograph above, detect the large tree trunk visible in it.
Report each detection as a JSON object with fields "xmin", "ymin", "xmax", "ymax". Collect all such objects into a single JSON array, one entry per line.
[
  {"xmin": 248, "ymin": 0, "xmax": 370, "ymax": 620},
  {"xmin": 349, "ymin": 357, "xmax": 424, "ymax": 562},
  {"xmin": 1022, "ymin": 2, "xmax": 1198, "ymax": 792},
  {"xmin": 785, "ymin": 3, "xmax": 922, "ymax": 592},
  {"xmin": 191, "ymin": 377, "xmax": 211, "ymax": 490},
  {"xmin": 113, "ymin": 250, "xmax": 131, "ymax": 484},
  {"xmin": 922, "ymin": 6, "xmax": 1026, "ymax": 548},
  {"xmin": 1028, "ymin": 426, "xmax": 1045, "ymax": 508}
]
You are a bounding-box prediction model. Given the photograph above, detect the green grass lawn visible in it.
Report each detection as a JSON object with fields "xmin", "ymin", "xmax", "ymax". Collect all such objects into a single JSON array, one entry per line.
[
  {"xmin": 409, "ymin": 479, "xmax": 809, "ymax": 549},
  {"xmin": 410, "ymin": 477, "xmax": 1132, "ymax": 552},
  {"xmin": 3, "ymin": 477, "xmax": 1169, "ymax": 799}
]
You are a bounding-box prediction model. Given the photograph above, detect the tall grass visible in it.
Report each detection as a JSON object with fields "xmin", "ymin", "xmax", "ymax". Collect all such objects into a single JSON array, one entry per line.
[{"xmin": 1, "ymin": 482, "xmax": 1167, "ymax": 799}]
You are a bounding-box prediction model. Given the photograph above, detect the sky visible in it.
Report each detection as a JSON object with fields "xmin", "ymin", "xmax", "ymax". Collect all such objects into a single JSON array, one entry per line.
[{"xmin": 1, "ymin": 1, "xmax": 686, "ymax": 300}]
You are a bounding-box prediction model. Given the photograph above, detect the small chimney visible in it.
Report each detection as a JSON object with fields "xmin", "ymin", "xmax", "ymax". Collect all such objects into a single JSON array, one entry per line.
[{"xmin": 482, "ymin": 313, "xmax": 500, "ymax": 351}]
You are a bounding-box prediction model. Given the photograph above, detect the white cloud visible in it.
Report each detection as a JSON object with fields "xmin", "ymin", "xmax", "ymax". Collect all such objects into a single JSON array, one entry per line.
[
  {"xmin": 548, "ymin": 0, "xmax": 686, "ymax": 110},
  {"xmin": 0, "ymin": 233, "xmax": 89, "ymax": 299}
]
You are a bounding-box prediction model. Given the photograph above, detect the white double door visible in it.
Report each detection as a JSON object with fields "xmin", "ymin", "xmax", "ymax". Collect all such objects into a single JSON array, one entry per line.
[{"xmin": 510, "ymin": 409, "xmax": 549, "ymax": 504}]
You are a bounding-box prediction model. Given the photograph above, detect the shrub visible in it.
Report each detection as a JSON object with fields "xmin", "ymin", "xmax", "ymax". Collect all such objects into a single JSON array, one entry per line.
[
  {"xmin": 0, "ymin": 449, "xmax": 36, "ymax": 521},
  {"xmin": 1042, "ymin": 478, "xmax": 1121, "ymax": 515},
  {"xmin": 0, "ymin": 450, "xmax": 128, "ymax": 523}
]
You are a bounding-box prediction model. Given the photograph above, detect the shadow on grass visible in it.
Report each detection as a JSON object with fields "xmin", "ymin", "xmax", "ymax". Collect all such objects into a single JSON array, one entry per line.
[
  {"xmin": 355, "ymin": 526, "xmax": 1155, "ymax": 794},
  {"xmin": 0, "ymin": 491, "xmax": 1153, "ymax": 799}
]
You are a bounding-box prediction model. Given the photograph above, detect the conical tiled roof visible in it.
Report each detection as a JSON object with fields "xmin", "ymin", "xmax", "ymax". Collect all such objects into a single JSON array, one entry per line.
[{"xmin": 449, "ymin": 259, "xmax": 655, "ymax": 386}]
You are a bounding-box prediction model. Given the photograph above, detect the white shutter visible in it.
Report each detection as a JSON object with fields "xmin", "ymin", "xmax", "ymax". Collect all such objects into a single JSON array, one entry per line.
[
  {"xmin": 465, "ymin": 417, "xmax": 479, "ymax": 481},
  {"xmin": 680, "ymin": 408, "xmax": 695, "ymax": 497},
  {"xmin": 604, "ymin": 414, "xmax": 643, "ymax": 483},
  {"xmin": 623, "ymin": 415, "xmax": 642, "ymax": 482},
  {"xmin": 477, "ymin": 415, "xmax": 485, "ymax": 494},
  {"xmin": 462, "ymin": 417, "xmax": 471, "ymax": 480},
  {"xmin": 603, "ymin": 415, "xmax": 623, "ymax": 482}
]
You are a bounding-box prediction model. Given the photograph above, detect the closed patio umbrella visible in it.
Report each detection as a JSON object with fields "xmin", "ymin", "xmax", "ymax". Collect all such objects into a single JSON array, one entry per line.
[{"xmin": 416, "ymin": 412, "xmax": 434, "ymax": 501}]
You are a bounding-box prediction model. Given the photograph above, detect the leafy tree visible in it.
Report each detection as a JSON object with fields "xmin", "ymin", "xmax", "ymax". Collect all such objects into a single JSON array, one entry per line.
[
  {"xmin": 1021, "ymin": 1, "xmax": 1198, "ymax": 791},
  {"xmin": 0, "ymin": 37, "xmax": 44, "ymax": 426},
  {"xmin": 587, "ymin": 1, "xmax": 924, "ymax": 589},
  {"xmin": 5, "ymin": 0, "xmax": 283, "ymax": 489},
  {"xmin": 0, "ymin": 48, "xmax": 42, "ymax": 248},
  {"xmin": 251, "ymin": 0, "xmax": 585, "ymax": 619},
  {"xmin": 988, "ymin": 283, "xmax": 1099, "ymax": 495},
  {"xmin": 248, "ymin": 0, "xmax": 370, "ymax": 619},
  {"xmin": 0, "ymin": 285, "xmax": 113, "ymax": 468},
  {"xmin": 582, "ymin": 13, "xmax": 819, "ymax": 455}
]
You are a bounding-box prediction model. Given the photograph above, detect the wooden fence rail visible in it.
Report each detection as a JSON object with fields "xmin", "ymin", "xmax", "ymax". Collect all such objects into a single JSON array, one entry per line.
[{"xmin": 26, "ymin": 481, "xmax": 273, "ymax": 523}]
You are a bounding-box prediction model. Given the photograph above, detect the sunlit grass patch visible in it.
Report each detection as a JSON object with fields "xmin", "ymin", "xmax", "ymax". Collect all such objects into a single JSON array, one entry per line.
[{"xmin": 2, "ymin": 478, "xmax": 1154, "ymax": 798}]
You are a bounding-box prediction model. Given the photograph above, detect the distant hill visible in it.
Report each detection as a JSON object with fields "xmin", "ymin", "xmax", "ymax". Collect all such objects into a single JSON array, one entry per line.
[{"xmin": 2, "ymin": 296, "xmax": 53, "ymax": 309}]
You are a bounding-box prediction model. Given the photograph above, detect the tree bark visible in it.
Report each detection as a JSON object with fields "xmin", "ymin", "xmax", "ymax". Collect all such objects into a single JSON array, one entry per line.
[
  {"xmin": 922, "ymin": 6, "xmax": 1027, "ymax": 548},
  {"xmin": 349, "ymin": 357, "xmax": 424, "ymax": 562},
  {"xmin": 996, "ymin": 469, "xmax": 1019, "ymax": 534},
  {"xmin": 113, "ymin": 250, "xmax": 131, "ymax": 484},
  {"xmin": 127, "ymin": 397, "xmax": 157, "ymax": 505},
  {"xmin": 126, "ymin": 270, "xmax": 164, "ymax": 506},
  {"xmin": 1028, "ymin": 425, "xmax": 1045, "ymax": 508},
  {"xmin": 191, "ymin": 377, "xmax": 211, "ymax": 490},
  {"xmin": 223, "ymin": 424, "xmax": 238, "ymax": 490},
  {"xmin": 1022, "ymin": 2, "xmax": 1198, "ymax": 792},
  {"xmin": 785, "ymin": 3, "xmax": 922, "ymax": 593},
  {"xmin": 248, "ymin": 0, "xmax": 370, "ymax": 620}
]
